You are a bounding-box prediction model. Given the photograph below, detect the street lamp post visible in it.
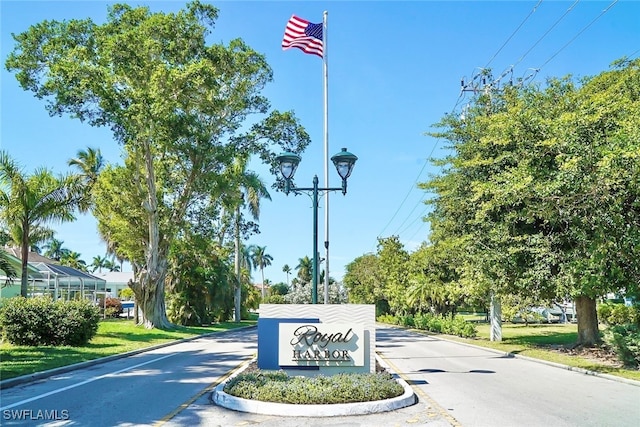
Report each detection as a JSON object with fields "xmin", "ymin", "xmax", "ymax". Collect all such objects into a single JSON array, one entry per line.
[{"xmin": 276, "ymin": 148, "xmax": 358, "ymax": 304}]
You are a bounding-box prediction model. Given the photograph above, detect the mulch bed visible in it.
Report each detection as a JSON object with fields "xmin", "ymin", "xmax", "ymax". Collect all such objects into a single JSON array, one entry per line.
[{"xmin": 546, "ymin": 343, "xmax": 625, "ymax": 368}]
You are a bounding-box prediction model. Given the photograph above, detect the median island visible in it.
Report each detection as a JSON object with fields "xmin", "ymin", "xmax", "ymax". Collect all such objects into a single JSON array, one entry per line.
[{"xmin": 223, "ymin": 362, "xmax": 404, "ymax": 404}]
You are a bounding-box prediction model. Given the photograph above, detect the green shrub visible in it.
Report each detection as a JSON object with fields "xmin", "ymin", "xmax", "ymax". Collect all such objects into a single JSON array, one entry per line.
[
  {"xmin": 376, "ymin": 312, "xmax": 477, "ymax": 338},
  {"xmin": 427, "ymin": 316, "xmax": 443, "ymax": 333},
  {"xmin": 376, "ymin": 314, "xmax": 398, "ymax": 325},
  {"xmin": 263, "ymin": 294, "xmax": 287, "ymax": 304},
  {"xmin": 398, "ymin": 315, "xmax": 414, "ymax": 327},
  {"xmin": 604, "ymin": 324, "xmax": 640, "ymax": 368},
  {"xmin": 119, "ymin": 287, "xmax": 134, "ymax": 300},
  {"xmin": 57, "ymin": 299, "xmax": 102, "ymax": 346},
  {"xmin": 104, "ymin": 297, "xmax": 123, "ymax": 318},
  {"xmin": 0, "ymin": 296, "xmax": 100, "ymax": 346},
  {"xmin": 598, "ymin": 303, "xmax": 639, "ymax": 326},
  {"xmin": 597, "ymin": 303, "xmax": 613, "ymax": 324},
  {"xmin": 224, "ymin": 370, "xmax": 404, "ymax": 404}
]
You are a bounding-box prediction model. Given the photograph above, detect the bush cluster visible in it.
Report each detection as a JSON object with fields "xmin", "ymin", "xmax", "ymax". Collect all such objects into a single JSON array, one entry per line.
[
  {"xmin": 0, "ymin": 296, "xmax": 100, "ymax": 346},
  {"xmin": 604, "ymin": 324, "xmax": 640, "ymax": 368},
  {"xmin": 598, "ymin": 303, "xmax": 640, "ymax": 368},
  {"xmin": 104, "ymin": 297, "xmax": 123, "ymax": 318},
  {"xmin": 377, "ymin": 313, "xmax": 477, "ymax": 338},
  {"xmin": 262, "ymin": 294, "xmax": 286, "ymax": 304},
  {"xmin": 223, "ymin": 370, "xmax": 404, "ymax": 404},
  {"xmin": 597, "ymin": 303, "xmax": 640, "ymax": 327}
]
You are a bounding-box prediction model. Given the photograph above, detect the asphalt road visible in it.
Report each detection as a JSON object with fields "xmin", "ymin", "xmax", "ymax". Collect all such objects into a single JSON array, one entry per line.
[
  {"xmin": 375, "ymin": 326, "xmax": 640, "ymax": 427},
  {"xmin": 0, "ymin": 328, "xmax": 258, "ymax": 426},
  {"xmin": 1, "ymin": 325, "xmax": 638, "ymax": 427}
]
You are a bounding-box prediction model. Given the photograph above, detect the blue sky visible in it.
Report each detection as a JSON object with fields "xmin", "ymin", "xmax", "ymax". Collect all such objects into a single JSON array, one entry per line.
[{"xmin": 1, "ymin": 1, "xmax": 639, "ymax": 285}]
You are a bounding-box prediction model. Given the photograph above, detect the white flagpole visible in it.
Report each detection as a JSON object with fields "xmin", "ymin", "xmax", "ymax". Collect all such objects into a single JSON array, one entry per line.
[{"xmin": 323, "ymin": 10, "xmax": 330, "ymax": 304}]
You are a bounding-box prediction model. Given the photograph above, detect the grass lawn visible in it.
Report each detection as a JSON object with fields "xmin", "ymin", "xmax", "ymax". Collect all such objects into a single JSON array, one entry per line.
[
  {"xmin": 0, "ymin": 318, "xmax": 256, "ymax": 381},
  {"xmin": 436, "ymin": 322, "xmax": 640, "ymax": 382}
]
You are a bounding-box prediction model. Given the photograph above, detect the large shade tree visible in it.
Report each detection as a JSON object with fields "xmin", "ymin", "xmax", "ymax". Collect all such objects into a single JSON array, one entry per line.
[
  {"xmin": 421, "ymin": 58, "xmax": 640, "ymax": 345},
  {"xmin": 6, "ymin": 2, "xmax": 309, "ymax": 328}
]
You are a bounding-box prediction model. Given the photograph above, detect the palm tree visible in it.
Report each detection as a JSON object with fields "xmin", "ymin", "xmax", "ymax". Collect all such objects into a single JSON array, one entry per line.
[
  {"xmin": 282, "ymin": 264, "xmax": 292, "ymax": 287},
  {"xmin": 226, "ymin": 154, "xmax": 271, "ymax": 321},
  {"xmin": 104, "ymin": 257, "xmax": 121, "ymax": 272},
  {"xmin": 68, "ymin": 147, "xmax": 104, "ymax": 186},
  {"xmin": 239, "ymin": 244, "xmax": 255, "ymax": 275},
  {"xmin": 91, "ymin": 255, "xmax": 108, "ymax": 273},
  {"xmin": 295, "ymin": 256, "xmax": 313, "ymax": 284},
  {"xmin": 68, "ymin": 147, "xmax": 104, "ymax": 213},
  {"xmin": 43, "ymin": 238, "xmax": 69, "ymax": 261},
  {"xmin": 0, "ymin": 152, "xmax": 83, "ymax": 296},
  {"xmin": 251, "ymin": 245, "xmax": 273, "ymax": 298},
  {"xmin": 60, "ymin": 251, "xmax": 87, "ymax": 272},
  {"xmin": 0, "ymin": 250, "xmax": 17, "ymax": 285}
]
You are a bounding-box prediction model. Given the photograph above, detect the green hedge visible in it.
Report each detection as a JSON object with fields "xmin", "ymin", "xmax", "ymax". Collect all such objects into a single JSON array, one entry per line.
[
  {"xmin": 596, "ymin": 303, "xmax": 639, "ymax": 367},
  {"xmin": 597, "ymin": 303, "xmax": 640, "ymax": 326},
  {"xmin": 224, "ymin": 370, "xmax": 404, "ymax": 404},
  {"xmin": 604, "ymin": 324, "xmax": 640, "ymax": 368},
  {"xmin": 0, "ymin": 296, "xmax": 100, "ymax": 346},
  {"xmin": 377, "ymin": 313, "xmax": 477, "ymax": 338}
]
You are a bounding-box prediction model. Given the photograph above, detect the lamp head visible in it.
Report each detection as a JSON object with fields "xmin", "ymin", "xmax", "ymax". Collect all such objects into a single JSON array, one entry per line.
[
  {"xmin": 275, "ymin": 152, "xmax": 301, "ymax": 180},
  {"xmin": 331, "ymin": 148, "xmax": 358, "ymax": 180}
]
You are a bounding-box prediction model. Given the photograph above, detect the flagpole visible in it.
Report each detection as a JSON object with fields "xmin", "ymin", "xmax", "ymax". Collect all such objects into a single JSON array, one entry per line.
[{"xmin": 322, "ymin": 11, "xmax": 330, "ymax": 304}]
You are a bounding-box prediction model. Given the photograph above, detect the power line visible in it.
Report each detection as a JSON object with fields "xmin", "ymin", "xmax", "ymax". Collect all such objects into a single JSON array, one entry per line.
[
  {"xmin": 398, "ymin": 203, "xmax": 431, "ymax": 237},
  {"xmin": 485, "ymin": 0, "xmax": 544, "ymax": 68},
  {"xmin": 375, "ymin": 157, "xmax": 430, "ymax": 239},
  {"xmin": 512, "ymin": 0, "xmax": 580, "ymax": 69},
  {"xmin": 392, "ymin": 193, "xmax": 426, "ymax": 236},
  {"xmin": 375, "ymin": 0, "xmax": 619, "ymax": 253},
  {"xmin": 375, "ymin": 90, "xmax": 464, "ymax": 246},
  {"xmin": 537, "ymin": 0, "xmax": 619, "ymax": 70}
]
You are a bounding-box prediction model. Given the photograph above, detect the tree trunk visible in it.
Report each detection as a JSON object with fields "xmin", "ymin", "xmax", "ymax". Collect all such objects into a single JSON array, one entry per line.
[
  {"xmin": 20, "ymin": 224, "xmax": 29, "ymax": 297},
  {"xmin": 131, "ymin": 138, "xmax": 172, "ymax": 330},
  {"xmin": 132, "ymin": 263, "xmax": 171, "ymax": 329},
  {"xmin": 234, "ymin": 206, "xmax": 241, "ymax": 322},
  {"xmin": 575, "ymin": 295, "xmax": 600, "ymax": 346},
  {"xmin": 490, "ymin": 292, "xmax": 502, "ymax": 342}
]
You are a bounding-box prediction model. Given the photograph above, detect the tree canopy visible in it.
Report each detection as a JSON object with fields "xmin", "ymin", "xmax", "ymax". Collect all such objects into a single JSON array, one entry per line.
[
  {"xmin": 421, "ymin": 58, "xmax": 640, "ymax": 344},
  {"xmin": 343, "ymin": 59, "xmax": 639, "ymax": 346},
  {"xmin": 6, "ymin": 1, "xmax": 310, "ymax": 327}
]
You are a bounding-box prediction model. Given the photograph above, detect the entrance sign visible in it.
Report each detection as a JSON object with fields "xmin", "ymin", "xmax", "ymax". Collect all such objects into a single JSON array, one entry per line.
[
  {"xmin": 278, "ymin": 323, "xmax": 365, "ymax": 366},
  {"xmin": 258, "ymin": 304, "xmax": 375, "ymax": 375}
]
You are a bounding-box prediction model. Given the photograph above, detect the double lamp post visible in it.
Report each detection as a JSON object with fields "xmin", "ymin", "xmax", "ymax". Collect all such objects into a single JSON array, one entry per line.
[{"xmin": 276, "ymin": 148, "xmax": 358, "ymax": 304}]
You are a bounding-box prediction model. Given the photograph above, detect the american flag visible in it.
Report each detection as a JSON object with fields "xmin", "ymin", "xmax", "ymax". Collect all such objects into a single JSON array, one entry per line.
[{"xmin": 281, "ymin": 15, "xmax": 323, "ymax": 58}]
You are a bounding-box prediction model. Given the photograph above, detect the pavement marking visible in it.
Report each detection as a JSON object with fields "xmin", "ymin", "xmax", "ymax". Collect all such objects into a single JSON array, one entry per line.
[
  {"xmin": 0, "ymin": 353, "xmax": 177, "ymax": 411},
  {"xmin": 377, "ymin": 352, "xmax": 462, "ymax": 427},
  {"xmin": 154, "ymin": 356, "xmax": 254, "ymax": 426}
]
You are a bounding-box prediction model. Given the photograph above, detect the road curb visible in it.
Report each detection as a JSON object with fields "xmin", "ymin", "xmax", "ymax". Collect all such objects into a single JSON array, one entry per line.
[
  {"xmin": 0, "ymin": 325, "xmax": 257, "ymax": 390},
  {"xmin": 211, "ymin": 355, "xmax": 418, "ymax": 417},
  {"xmin": 384, "ymin": 324, "xmax": 640, "ymax": 388}
]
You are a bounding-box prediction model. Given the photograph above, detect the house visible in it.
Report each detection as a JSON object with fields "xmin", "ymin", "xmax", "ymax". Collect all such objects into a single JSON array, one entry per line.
[
  {"xmin": 1, "ymin": 248, "xmax": 106, "ymax": 302},
  {"xmin": 94, "ymin": 271, "xmax": 135, "ymax": 299},
  {"xmin": 0, "ymin": 251, "xmax": 45, "ymax": 299}
]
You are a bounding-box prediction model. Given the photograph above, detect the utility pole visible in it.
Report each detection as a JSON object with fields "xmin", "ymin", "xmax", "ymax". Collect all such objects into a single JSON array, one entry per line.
[
  {"xmin": 460, "ymin": 68, "xmax": 504, "ymax": 342},
  {"xmin": 460, "ymin": 67, "xmax": 539, "ymax": 341}
]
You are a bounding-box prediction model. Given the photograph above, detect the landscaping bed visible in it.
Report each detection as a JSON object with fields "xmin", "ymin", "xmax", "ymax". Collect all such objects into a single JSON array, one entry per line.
[{"xmin": 223, "ymin": 360, "xmax": 403, "ymax": 405}]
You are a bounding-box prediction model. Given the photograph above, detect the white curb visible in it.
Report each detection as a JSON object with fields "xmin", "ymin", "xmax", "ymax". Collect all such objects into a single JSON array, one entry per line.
[{"xmin": 212, "ymin": 356, "xmax": 417, "ymax": 417}]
